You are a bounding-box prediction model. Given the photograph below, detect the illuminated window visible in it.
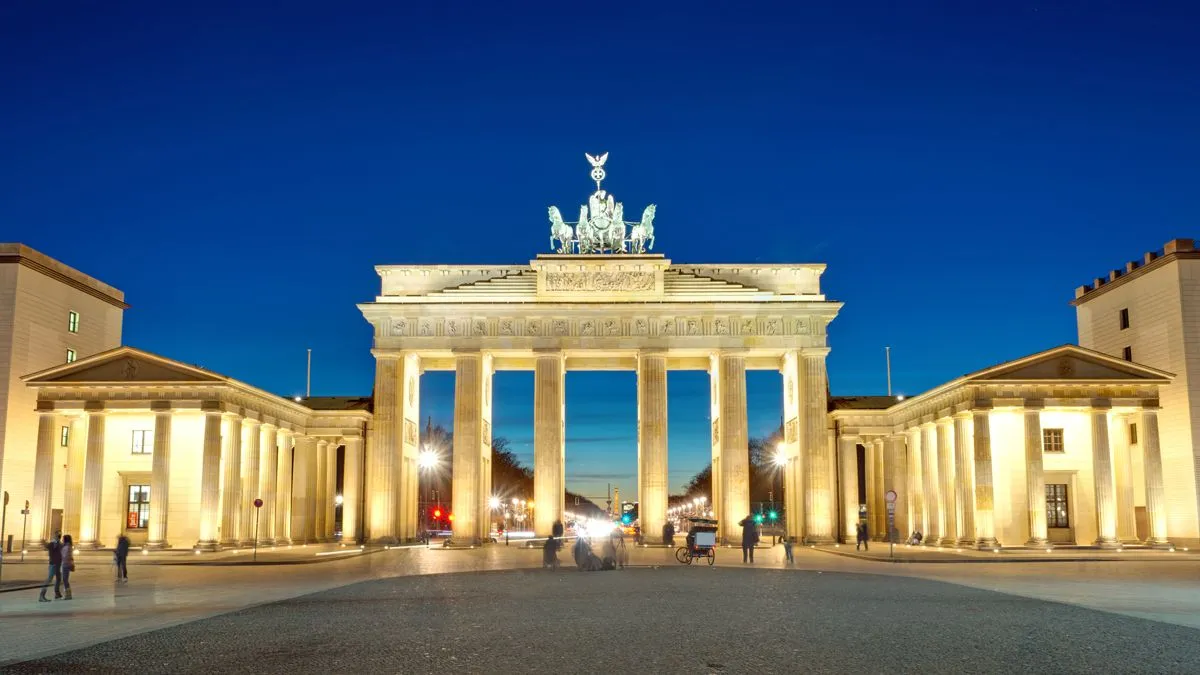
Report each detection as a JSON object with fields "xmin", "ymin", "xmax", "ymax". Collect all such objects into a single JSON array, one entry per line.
[
  {"xmin": 1118, "ymin": 308, "xmax": 1129, "ymax": 330},
  {"xmin": 66, "ymin": 348, "xmax": 76, "ymax": 363},
  {"xmin": 1129, "ymin": 423, "xmax": 1138, "ymax": 445},
  {"xmin": 68, "ymin": 310, "xmax": 79, "ymax": 333},
  {"xmin": 1122, "ymin": 346, "xmax": 1133, "ymax": 361},
  {"xmin": 60, "ymin": 425, "xmax": 70, "ymax": 447},
  {"xmin": 127, "ymin": 485, "xmax": 150, "ymax": 529},
  {"xmin": 1046, "ymin": 484, "xmax": 1069, "ymax": 528},
  {"xmin": 1042, "ymin": 428, "xmax": 1065, "ymax": 453},
  {"xmin": 131, "ymin": 430, "xmax": 152, "ymax": 454}
]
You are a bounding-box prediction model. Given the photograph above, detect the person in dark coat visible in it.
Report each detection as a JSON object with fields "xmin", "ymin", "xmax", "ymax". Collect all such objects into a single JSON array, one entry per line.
[
  {"xmin": 856, "ymin": 522, "xmax": 869, "ymax": 551},
  {"xmin": 662, "ymin": 521, "xmax": 675, "ymax": 547},
  {"xmin": 114, "ymin": 535, "xmax": 131, "ymax": 582},
  {"xmin": 738, "ymin": 515, "xmax": 759, "ymax": 563},
  {"xmin": 551, "ymin": 520, "xmax": 565, "ymax": 551},
  {"xmin": 37, "ymin": 531, "xmax": 64, "ymax": 602}
]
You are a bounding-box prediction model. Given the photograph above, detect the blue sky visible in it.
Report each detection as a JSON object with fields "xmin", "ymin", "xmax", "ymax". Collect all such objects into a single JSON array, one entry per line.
[{"xmin": 3, "ymin": 1, "xmax": 1197, "ymax": 498}]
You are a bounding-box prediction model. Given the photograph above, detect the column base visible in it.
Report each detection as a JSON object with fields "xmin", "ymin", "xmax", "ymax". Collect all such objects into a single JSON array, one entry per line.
[
  {"xmin": 144, "ymin": 540, "xmax": 171, "ymax": 550},
  {"xmin": 803, "ymin": 535, "xmax": 835, "ymax": 545},
  {"xmin": 1024, "ymin": 537, "xmax": 1050, "ymax": 549},
  {"xmin": 938, "ymin": 536, "xmax": 958, "ymax": 547},
  {"xmin": 194, "ymin": 540, "xmax": 220, "ymax": 552},
  {"xmin": 1145, "ymin": 538, "xmax": 1174, "ymax": 550},
  {"xmin": 445, "ymin": 538, "xmax": 481, "ymax": 549},
  {"xmin": 219, "ymin": 538, "xmax": 240, "ymax": 548},
  {"xmin": 955, "ymin": 537, "xmax": 977, "ymax": 548},
  {"xmin": 924, "ymin": 533, "xmax": 940, "ymax": 546},
  {"xmin": 371, "ymin": 535, "xmax": 400, "ymax": 546},
  {"xmin": 78, "ymin": 540, "xmax": 104, "ymax": 550},
  {"xmin": 1094, "ymin": 537, "xmax": 1122, "ymax": 549},
  {"xmin": 975, "ymin": 538, "xmax": 1001, "ymax": 550}
]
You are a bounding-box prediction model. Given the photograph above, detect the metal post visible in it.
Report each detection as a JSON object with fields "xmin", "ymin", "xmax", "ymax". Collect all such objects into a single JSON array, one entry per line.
[
  {"xmin": 1, "ymin": 491, "xmax": 8, "ymax": 585},
  {"xmin": 254, "ymin": 508, "xmax": 260, "ymax": 562},
  {"xmin": 885, "ymin": 346, "xmax": 892, "ymax": 397},
  {"xmin": 306, "ymin": 349, "xmax": 312, "ymax": 398},
  {"xmin": 20, "ymin": 500, "xmax": 29, "ymax": 562}
]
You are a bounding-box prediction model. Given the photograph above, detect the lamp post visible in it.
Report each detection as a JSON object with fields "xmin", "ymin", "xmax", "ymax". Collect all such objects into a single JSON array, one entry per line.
[{"xmin": 418, "ymin": 446, "xmax": 440, "ymax": 537}]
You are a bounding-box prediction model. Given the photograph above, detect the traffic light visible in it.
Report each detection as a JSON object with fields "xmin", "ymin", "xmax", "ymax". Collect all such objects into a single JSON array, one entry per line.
[
  {"xmin": 433, "ymin": 508, "xmax": 442, "ymax": 519},
  {"xmin": 621, "ymin": 513, "xmax": 632, "ymax": 525},
  {"xmin": 754, "ymin": 513, "xmax": 764, "ymax": 524},
  {"xmin": 768, "ymin": 511, "xmax": 778, "ymax": 521},
  {"xmin": 448, "ymin": 513, "xmax": 455, "ymax": 522}
]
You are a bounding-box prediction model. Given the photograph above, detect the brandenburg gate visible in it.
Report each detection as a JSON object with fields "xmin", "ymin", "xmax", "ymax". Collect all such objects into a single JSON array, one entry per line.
[{"xmin": 358, "ymin": 154, "xmax": 842, "ymax": 545}]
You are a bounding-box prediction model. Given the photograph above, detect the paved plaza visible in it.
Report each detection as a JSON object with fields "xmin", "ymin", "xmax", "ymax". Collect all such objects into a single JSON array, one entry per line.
[{"xmin": 2, "ymin": 544, "xmax": 1200, "ymax": 673}]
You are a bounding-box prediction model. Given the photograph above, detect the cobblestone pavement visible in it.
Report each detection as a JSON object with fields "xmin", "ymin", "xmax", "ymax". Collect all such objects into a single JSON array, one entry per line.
[
  {"xmin": 2, "ymin": 543, "xmax": 1199, "ymax": 670},
  {"xmin": 8, "ymin": 566, "xmax": 1200, "ymax": 674}
]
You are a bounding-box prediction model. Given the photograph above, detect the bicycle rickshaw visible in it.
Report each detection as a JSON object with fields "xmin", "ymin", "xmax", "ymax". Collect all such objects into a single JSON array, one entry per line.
[{"xmin": 675, "ymin": 517, "xmax": 718, "ymax": 565}]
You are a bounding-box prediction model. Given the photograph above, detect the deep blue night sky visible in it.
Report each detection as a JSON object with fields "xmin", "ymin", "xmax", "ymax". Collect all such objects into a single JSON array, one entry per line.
[{"xmin": 3, "ymin": 2, "xmax": 1197, "ymax": 499}]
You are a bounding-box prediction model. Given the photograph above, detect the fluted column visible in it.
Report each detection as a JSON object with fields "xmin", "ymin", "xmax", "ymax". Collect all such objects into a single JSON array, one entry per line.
[
  {"xmin": 146, "ymin": 406, "xmax": 173, "ymax": 548},
  {"xmin": 275, "ymin": 428, "xmax": 294, "ymax": 545},
  {"xmin": 314, "ymin": 439, "xmax": 328, "ymax": 541},
  {"xmin": 195, "ymin": 409, "xmax": 224, "ymax": 551},
  {"xmin": 397, "ymin": 353, "xmax": 421, "ymax": 542},
  {"xmin": 953, "ymin": 413, "xmax": 975, "ymax": 547},
  {"xmin": 451, "ymin": 352, "xmax": 491, "ymax": 545},
  {"xmin": 291, "ymin": 435, "xmax": 317, "ymax": 543},
  {"xmin": 1090, "ymin": 403, "xmax": 1120, "ymax": 548},
  {"xmin": 28, "ymin": 410, "xmax": 57, "ymax": 547},
  {"xmin": 863, "ymin": 438, "xmax": 878, "ymax": 541},
  {"xmin": 713, "ymin": 352, "xmax": 749, "ymax": 544},
  {"xmin": 78, "ymin": 405, "xmax": 106, "ymax": 548},
  {"xmin": 324, "ymin": 442, "xmax": 337, "ymax": 541},
  {"xmin": 920, "ymin": 423, "xmax": 940, "ymax": 544},
  {"xmin": 779, "ymin": 350, "xmax": 804, "ymax": 541},
  {"xmin": 534, "ymin": 352, "xmax": 566, "ymax": 537},
  {"xmin": 258, "ymin": 423, "xmax": 278, "ymax": 545},
  {"xmin": 367, "ymin": 355, "xmax": 399, "ymax": 544},
  {"xmin": 802, "ymin": 349, "xmax": 833, "ymax": 543},
  {"xmin": 1112, "ymin": 414, "xmax": 1137, "ymax": 542},
  {"xmin": 637, "ymin": 352, "xmax": 669, "ymax": 544},
  {"xmin": 239, "ymin": 419, "xmax": 262, "ymax": 546},
  {"xmin": 883, "ymin": 434, "xmax": 907, "ymax": 541},
  {"xmin": 972, "ymin": 407, "xmax": 999, "ymax": 549},
  {"xmin": 838, "ymin": 435, "xmax": 859, "ymax": 543},
  {"xmin": 905, "ymin": 426, "xmax": 925, "ymax": 541},
  {"xmin": 1139, "ymin": 407, "xmax": 1172, "ymax": 548},
  {"xmin": 219, "ymin": 414, "xmax": 243, "ymax": 547},
  {"xmin": 872, "ymin": 438, "xmax": 886, "ymax": 540},
  {"xmin": 936, "ymin": 418, "xmax": 957, "ymax": 546},
  {"xmin": 342, "ymin": 436, "xmax": 364, "ymax": 543},
  {"xmin": 62, "ymin": 416, "xmax": 86, "ymax": 538},
  {"xmin": 1023, "ymin": 403, "xmax": 1049, "ymax": 547}
]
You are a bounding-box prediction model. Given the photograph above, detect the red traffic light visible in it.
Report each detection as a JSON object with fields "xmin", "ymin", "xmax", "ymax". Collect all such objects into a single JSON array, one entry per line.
[
  {"xmin": 448, "ymin": 513, "xmax": 455, "ymax": 522},
  {"xmin": 433, "ymin": 508, "xmax": 442, "ymax": 518}
]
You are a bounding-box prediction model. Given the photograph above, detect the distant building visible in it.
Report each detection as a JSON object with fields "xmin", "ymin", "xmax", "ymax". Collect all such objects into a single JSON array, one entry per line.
[
  {"xmin": 1073, "ymin": 238, "xmax": 1200, "ymax": 545},
  {"xmin": 0, "ymin": 244, "xmax": 124, "ymax": 535}
]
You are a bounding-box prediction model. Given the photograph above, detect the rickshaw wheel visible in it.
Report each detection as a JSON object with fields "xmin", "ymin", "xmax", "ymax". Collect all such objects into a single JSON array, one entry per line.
[
  {"xmin": 675, "ymin": 547, "xmax": 690, "ymax": 564},
  {"xmin": 706, "ymin": 548, "xmax": 716, "ymax": 566}
]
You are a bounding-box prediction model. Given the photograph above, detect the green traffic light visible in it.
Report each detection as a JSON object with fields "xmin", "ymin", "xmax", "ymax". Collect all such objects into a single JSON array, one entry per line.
[
  {"xmin": 768, "ymin": 511, "xmax": 778, "ymax": 520},
  {"xmin": 754, "ymin": 514, "xmax": 763, "ymax": 524}
]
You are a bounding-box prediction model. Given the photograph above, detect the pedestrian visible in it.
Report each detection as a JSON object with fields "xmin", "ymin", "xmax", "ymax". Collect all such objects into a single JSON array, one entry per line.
[
  {"xmin": 60, "ymin": 534, "xmax": 77, "ymax": 600},
  {"xmin": 37, "ymin": 531, "xmax": 64, "ymax": 603},
  {"xmin": 856, "ymin": 522, "xmax": 870, "ymax": 551},
  {"xmin": 739, "ymin": 514, "xmax": 759, "ymax": 563},
  {"xmin": 114, "ymin": 534, "xmax": 130, "ymax": 582},
  {"xmin": 782, "ymin": 531, "xmax": 795, "ymax": 564},
  {"xmin": 662, "ymin": 520, "xmax": 675, "ymax": 547},
  {"xmin": 552, "ymin": 519, "xmax": 565, "ymax": 552}
]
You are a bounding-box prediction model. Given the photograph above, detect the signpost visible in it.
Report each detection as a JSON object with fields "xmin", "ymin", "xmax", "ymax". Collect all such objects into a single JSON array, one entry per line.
[
  {"xmin": 0, "ymin": 491, "xmax": 8, "ymax": 585},
  {"xmin": 20, "ymin": 500, "xmax": 30, "ymax": 562},
  {"xmin": 253, "ymin": 498, "xmax": 264, "ymax": 562},
  {"xmin": 884, "ymin": 490, "xmax": 897, "ymax": 560}
]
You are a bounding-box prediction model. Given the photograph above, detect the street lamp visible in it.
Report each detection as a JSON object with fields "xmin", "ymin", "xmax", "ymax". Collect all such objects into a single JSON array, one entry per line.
[
  {"xmin": 418, "ymin": 447, "xmax": 440, "ymax": 470},
  {"xmin": 488, "ymin": 496, "xmax": 501, "ymax": 510},
  {"xmin": 773, "ymin": 443, "xmax": 788, "ymax": 467}
]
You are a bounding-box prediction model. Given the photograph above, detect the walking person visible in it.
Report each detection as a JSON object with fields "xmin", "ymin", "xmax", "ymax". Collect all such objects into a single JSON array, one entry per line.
[
  {"xmin": 739, "ymin": 514, "xmax": 759, "ymax": 564},
  {"xmin": 856, "ymin": 522, "xmax": 870, "ymax": 551},
  {"xmin": 114, "ymin": 534, "xmax": 130, "ymax": 583},
  {"xmin": 60, "ymin": 535, "xmax": 76, "ymax": 600},
  {"xmin": 781, "ymin": 528, "xmax": 795, "ymax": 564},
  {"xmin": 37, "ymin": 531, "xmax": 64, "ymax": 603}
]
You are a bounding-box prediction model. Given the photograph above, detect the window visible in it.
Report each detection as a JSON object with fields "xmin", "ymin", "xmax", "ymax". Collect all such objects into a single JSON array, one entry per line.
[
  {"xmin": 60, "ymin": 425, "xmax": 70, "ymax": 447},
  {"xmin": 1122, "ymin": 346, "xmax": 1133, "ymax": 361},
  {"xmin": 65, "ymin": 348, "xmax": 76, "ymax": 363},
  {"xmin": 1119, "ymin": 308, "xmax": 1129, "ymax": 330},
  {"xmin": 68, "ymin": 310, "xmax": 79, "ymax": 333},
  {"xmin": 1129, "ymin": 422, "xmax": 1138, "ymax": 445},
  {"xmin": 127, "ymin": 484, "xmax": 150, "ymax": 529},
  {"xmin": 1046, "ymin": 484, "xmax": 1070, "ymax": 528},
  {"xmin": 131, "ymin": 430, "xmax": 152, "ymax": 454},
  {"xmin": 1042, "ymin": 428, "xmax": 1065, "ymax": 453}
]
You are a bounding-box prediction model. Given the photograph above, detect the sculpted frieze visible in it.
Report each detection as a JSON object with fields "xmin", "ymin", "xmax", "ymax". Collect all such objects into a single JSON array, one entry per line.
[
  {"xmin": 385, "ymin": 313, "xmax": 824, "ymax": 340},
  {"xmin": 544, "ymin": 271, "xmax": 655, "ymax": 292}
]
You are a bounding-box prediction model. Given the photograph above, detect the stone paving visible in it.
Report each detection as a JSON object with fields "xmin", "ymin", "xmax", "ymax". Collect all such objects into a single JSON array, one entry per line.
[{"xmin": 2, "ymin": 542, "xmax": 1199, "ymax": 670}]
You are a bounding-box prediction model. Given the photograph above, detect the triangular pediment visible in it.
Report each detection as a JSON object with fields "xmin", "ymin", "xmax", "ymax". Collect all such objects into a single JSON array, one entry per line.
[
  {"xmin": 23, "ymin": 347, "xmax": 225, "ymax": 385},
  {"xmin": 970, "ymin": 345, "xmax": 1172, "ymax": 383}
]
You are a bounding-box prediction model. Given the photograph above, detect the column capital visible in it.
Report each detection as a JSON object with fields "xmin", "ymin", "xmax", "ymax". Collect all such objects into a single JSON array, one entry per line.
[
  {"xmin": 370, "ymin": 350, "xmax": 401, "ymax": 361},
  {"xmin": 84, "ymin": 400, "xmax": 106, "ymax": 413},
  {"xmin": 1140, "ymin": 400, "xmax": 1161, "ymax": 410},
  {"xmin": 242, "ymin": 417, "xmax": 262, "ymax": 428},
  {"xmin": 839, "ymin": 433, "xmax": 861, "ymax": 443},
  {"xmin": 800, "ymin": 347, "xmax": 832, "ymax": 358},
  {"xmin": 971, "ymin": 400, "xmax": 993, "ymax": 413},
  {"xmin": 36, "ymin": 404, "xmax": 56, "ymax": 416},
  {"xmin": 1022, "ymin": 399, "xmax": 1045, "ymax": 411},
  {"xmin": 1090, "ymin": 398, "xmax": 1113, "ymax": 411}
]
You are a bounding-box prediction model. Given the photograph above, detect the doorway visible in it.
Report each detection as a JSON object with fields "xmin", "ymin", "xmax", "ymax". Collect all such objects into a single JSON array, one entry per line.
[{"xmin": 1046, "ymin": 482, "xmax": 1074, "ymax": 544}]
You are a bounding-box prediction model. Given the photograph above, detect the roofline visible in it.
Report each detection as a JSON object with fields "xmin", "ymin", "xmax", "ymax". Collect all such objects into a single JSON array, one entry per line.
[
  {"xmin": 0, "ymin": 243, "xmax": 128, "ymax": 309},
  {"xmin": 1071, "ymin": 238, "xmax": 1200, "ymax": 307}
]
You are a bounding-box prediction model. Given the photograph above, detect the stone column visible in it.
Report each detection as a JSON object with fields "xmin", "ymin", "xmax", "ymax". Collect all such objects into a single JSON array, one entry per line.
[
  {"xmin": 802, "ymin": 349, "xmax": 833, "ymax": 543},
  {"xmin": 291, "ymin": 435, "xmax": 317, "ymax": 544},
  {"xmin": 714, "ymin": 352, "xmax": 749, "ymax": 544},
  {"xmin": 863, "ymin": 438, "xmax": 878, "ymax": 542},
  {"xmin": 872, "ymin": 438, "xmax": 886, "ymax": 540},
  {"xmin": 638, "ymin": 352, "xmax": 669, "ymax": 544},
  {"xmin": 342, "ymin": 436, "xmax": 364, "ymax": 543},
  {"xmin": 314, "ymin": 439, "xmax": 328, "ymax": 541},
  {"xmin": 146, "ymin": 405, "xmax": 173, "ymax": 549},
  {"xmin": 367, "ymin": 355, "xmax": 399, "ymax": 544},
  {"xmin": 1090, "ymin": 403, "xmax": 1120, "ymax": 548},
  {"xmin": 62, "ymin": 416, "xmax": 86, "ymax": 539},
  {"xmin": 1139, "ymin": 407, "xmax": 1172, "ymax": 548},
  {"xmin": 1023, "ymin": 403, "xmax": 1049, "ymax": 547},
  {"xmin": 953, "ymin": 413, "xmax": 975, "ymax": 547},
  {"xmin": 239, "ymin": 419, "xmax": 262, "ymax": 546},
  {"xmin": 78, "ymin": 405, "xmax": 106, "ymax": 549},
  {"xmin": 972, "ymin": 407, "xmax": 1000, "ymax": 549},
  {"xmin": 196, "ymin": 408, "xmax": 224, "ymax": 551},
  {"xmin": 838, "ymin": 435, "xmax": 859, "ymax": 543},
  {"xmin": 708, "ymin": 357, "xmax": 723, "ymax": 541},
  {"xmin": 905, "ymin": 426, "xmax": 925, "ymax": 541},
  {"xmin": 936, "ymin": 418, "xmax": 957, "ymax": 546},
  {"xmin": 1112, "ymin": 414, "xmax": 1137, "ymax": 542},
  {"xmin": 534, "ymin": 352, "xmax": 566, "ymax": 537},
  {"xmin": 324, "ymin": 442, "xmax": 338, "ymax": 541},
  {"xmin": 920, "ymin": 423, "xmax": 940, "ymax": 544},
  {"xmin": 397, "ymin": 353, "xmax": 421, "ymax": 543},
  {"xmin": 28, "ymin": 409, "xmax": 57, "ymax": 547},
  {"xmin": 219, "ymin": 414, "xmax": 243, "ymax": 547},
  {"xmin": 258, "ymin": 423, "xmax": 278, "ymax": 545},
  {"xmin": 779, "ymin": 350, "xmax": 804, "ymax": 541},
  {"xmin": 883, "ymin": 434, "xmax": 907, "ymax": 542},
  {"xmin": 451, "ymin": 352, "xmax": 491, "ymax": 545},
  {"xmin": 275, "ymin": 428, "xmax": 294, "ymax": 545}
]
